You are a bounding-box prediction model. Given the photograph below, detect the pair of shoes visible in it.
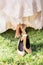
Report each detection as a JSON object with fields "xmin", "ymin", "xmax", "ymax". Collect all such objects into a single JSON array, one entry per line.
[{"xmin": 17, "ymin": 34, "xmax": 32, "ymax": 56}]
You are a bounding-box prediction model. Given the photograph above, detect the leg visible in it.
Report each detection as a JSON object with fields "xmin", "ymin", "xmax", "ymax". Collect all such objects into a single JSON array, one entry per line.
[
  {"xmin": 15, "ymin": 24, "xmax": 21, "ymax": 38},
  {"xmin": 15, "ymin": 24, "xmax": 26, "ymax": 38}
]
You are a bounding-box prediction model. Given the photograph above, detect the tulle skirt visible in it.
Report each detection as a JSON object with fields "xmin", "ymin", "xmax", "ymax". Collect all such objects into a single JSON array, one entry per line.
[{"xmin": 0, "ymin": 0, "xmax": 43, "ymax": 33}]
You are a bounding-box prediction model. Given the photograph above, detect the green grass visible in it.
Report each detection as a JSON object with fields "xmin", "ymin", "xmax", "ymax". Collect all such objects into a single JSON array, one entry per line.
[{"xmin": 0, "ymin": 28, "xmax": 43, "ymax": 65}]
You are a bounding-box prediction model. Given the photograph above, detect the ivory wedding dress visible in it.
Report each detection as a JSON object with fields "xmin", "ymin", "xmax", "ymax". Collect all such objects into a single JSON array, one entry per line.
[{"xmin": 0, "ymin": 0, "xmax": 43, "ymax": 33}]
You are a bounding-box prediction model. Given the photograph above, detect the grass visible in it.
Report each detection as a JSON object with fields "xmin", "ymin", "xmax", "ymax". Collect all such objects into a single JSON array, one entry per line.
[{"xmin": 0, "ymin": 28, "xmax": 43, "ymax": 65}]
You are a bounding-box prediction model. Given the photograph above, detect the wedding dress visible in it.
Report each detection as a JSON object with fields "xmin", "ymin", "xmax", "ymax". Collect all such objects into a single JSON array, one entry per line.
[{"xmin": 0, "ymin": 0, "xmax": 43, "ymax": 33}]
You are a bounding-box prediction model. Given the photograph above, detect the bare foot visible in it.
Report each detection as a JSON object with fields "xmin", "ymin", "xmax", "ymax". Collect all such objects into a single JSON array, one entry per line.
[{"xmin": 15, "ymin": 33, "xmax": 20, "ymax": 38}]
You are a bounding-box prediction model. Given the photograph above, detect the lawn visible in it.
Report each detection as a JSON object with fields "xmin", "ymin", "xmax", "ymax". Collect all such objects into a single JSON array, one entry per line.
[{"xmin": 0, "ymin": 28, "xmax": 43, "ymax": 65}]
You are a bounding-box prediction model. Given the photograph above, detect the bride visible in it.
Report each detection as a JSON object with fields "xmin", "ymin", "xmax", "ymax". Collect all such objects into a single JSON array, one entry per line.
[{"xmin": 0, "ymin": 0, "xmax": 43, "ymax": 34}]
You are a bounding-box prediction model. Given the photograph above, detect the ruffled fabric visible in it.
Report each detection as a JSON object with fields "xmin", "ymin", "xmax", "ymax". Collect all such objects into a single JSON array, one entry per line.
[
  {"xmin": 3, "ymin": 0, "xmax": 42, "ymax": 18},
  {"xmin": 0, "ymin": 0, "xmax": 43, "ymax": 33}
]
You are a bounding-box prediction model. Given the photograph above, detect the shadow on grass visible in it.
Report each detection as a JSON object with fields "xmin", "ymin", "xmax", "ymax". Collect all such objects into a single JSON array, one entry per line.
[
  {"xmin": 26, "ymin": 27, "xmax": 43, "ymax": 33},
  {"xmin": 0, "ymin": 27, "xmax": 35, "ymax": 41},
  {"xmin": 0, "ymin": 27, "xmax": 43, "ymax": 40},
  {"xmin": 0, "ymin": 29, "xmax": 16, "ymax": 41},
  {"xmin": 31, "ymin": 42, "xmax": 43, "ymax": 52}
]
